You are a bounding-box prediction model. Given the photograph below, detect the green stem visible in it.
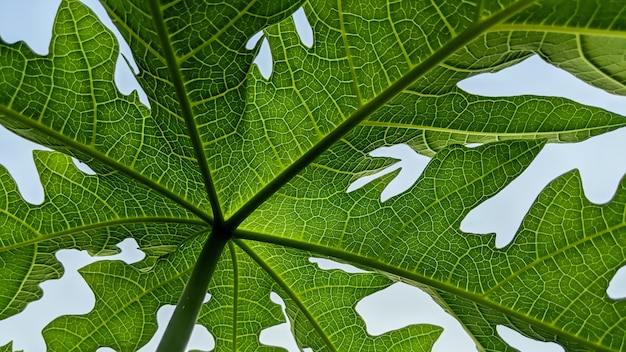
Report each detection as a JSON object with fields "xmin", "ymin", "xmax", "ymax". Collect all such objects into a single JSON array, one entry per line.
[{"xmin": 156, "ymin": 228, "xmax": 229, "ymax": 352}]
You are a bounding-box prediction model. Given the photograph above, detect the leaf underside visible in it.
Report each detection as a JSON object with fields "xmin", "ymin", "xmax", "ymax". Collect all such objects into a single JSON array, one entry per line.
[{"xmin": 0, "ymin": 0, "xmax": 625, "ymax": 351}]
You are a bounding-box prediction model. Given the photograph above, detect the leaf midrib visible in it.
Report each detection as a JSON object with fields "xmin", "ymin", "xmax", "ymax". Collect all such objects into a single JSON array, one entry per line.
[
  {"xmin": 228, "ymin": 241, "xmax": 240, "ymax": 351},
  {"xmin": 491, "ymin": 23, "xmax": 626, "ymax": 38},
  {"xmin": 0, "ymin": 216, "xmax": 207, "ymax": 253},
  {"xmin": 360, "ymin": 120, "xmax": 625, "ymax": 137},
  {"xmin": 235, "ymin": 238, "xmax": 339, "ymax": 352}
]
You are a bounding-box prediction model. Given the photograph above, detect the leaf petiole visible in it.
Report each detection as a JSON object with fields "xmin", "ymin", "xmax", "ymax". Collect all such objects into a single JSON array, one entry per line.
[{"xmin": 156, "ymin": 228, "xmax": 230, "ymax": 352}]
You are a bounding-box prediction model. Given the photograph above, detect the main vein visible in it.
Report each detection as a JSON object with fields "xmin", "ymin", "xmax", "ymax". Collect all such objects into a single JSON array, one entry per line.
[
  {"xmin": 0, "ymin": 106, "xmax": 212, "ymax": 224},
  {"xmin": 147, "ymin": 0, "xmax": 224, "ymax": 225}
]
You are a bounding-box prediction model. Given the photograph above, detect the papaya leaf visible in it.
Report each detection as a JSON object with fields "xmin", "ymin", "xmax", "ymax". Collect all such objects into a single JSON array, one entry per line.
[{"xmin": 0, "ymin": 0, "xmax": 625, "ymax": 351}]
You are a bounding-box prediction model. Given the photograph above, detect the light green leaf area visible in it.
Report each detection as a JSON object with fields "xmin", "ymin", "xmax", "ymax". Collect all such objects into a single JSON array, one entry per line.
[
  {"xmin": 495, "ymin": 0, "xmax": 626, "ymax": 95},
  {"xmin": 42, "ymin": 231, "xmax": 209, "ymax": 352},
  {"xmin": 0, "ymin": 151, "xmax": 205, "ymax": 320},
  {"xmin": 434, "ymin": 170, "xmax": 626, "ymax": 352},
  {"xmin": 0, "ymin": 0, "xmax": 625, "ymax": 351},
  {"xmin": 421, "ymin": 287, "xmax": 520, "ymax": 352},
  {"xmin": 215, "ymin": 0, "xmax": 626, "ymax": 216},
  {"xmin": 240, "ymin": 139, "xmax": 541, "ymax": 345},
  {"xmin": 241, "ymin": 135, "xmax": 626, "ymax": 350},
  {"xmin": 98, "ymin": 0, "xmax": 303, "ymax": 224},
  {"xmin": 0, "ymin": 0, "xmax": 212, "ymax": 221},
  {"xmin": 430, "ymin": 288, "xmax": 576, "ymax": 352},
  {"xmin": 194, "ymin": 240, "xmax": 287, "ymax": 352}
]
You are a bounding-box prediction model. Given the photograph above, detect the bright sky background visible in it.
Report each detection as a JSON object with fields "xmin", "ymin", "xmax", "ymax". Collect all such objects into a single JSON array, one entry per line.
[{"xmin": 1, "ymin": 1, "xmax": 626, "ymax": 351}]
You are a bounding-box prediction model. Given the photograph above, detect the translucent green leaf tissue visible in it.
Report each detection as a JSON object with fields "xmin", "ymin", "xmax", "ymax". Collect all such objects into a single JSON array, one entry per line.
[{"xmin": 0, "ymin": 0, "xmax": 625, "ymax": 351}]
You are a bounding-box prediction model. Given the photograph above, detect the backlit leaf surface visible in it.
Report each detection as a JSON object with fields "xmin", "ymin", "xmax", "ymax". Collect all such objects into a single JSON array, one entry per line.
[{"xmin": 0, "ymin": 0, "xmax": 625, "ymax": 350}]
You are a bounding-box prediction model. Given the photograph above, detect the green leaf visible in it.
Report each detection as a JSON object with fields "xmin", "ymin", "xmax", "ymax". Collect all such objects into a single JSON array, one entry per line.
[
  {"xmin": 0, "ymin": 0, "xmax": 211, "ymax": 221},
  {"xmin": 215, "ymin": 0, "xmax": 626, "ymax": 220},
  {"xmin": 0, "ymin": 150, "xmax": 205, "ymax": 320},
  {"xmin": 97, "ymin": 0, "xmax": 304, "ymax": 224},
  {"xmin": 233, "ymin": 240, "xmax": 442, "ymax": 351},
  {"xmin": 43, "ymin": 230, "xmax": 209, "ymax": 351},
  {"xmin": 44, "ymin": 233, "xmax": 441, "ymax": 351},
  {"xmin": 240, "ymin": 138, "xmax": 626, "ymax": 351},
  {"xmin": 0, "ymin": 342, "xmax": 20, "ymax": 352},
  {"xmin": 0, "ymin": 0, "xmax": 625, "ymax": 351},
  {"xmin": 194, "ymin": 240, "xmax": 287, "ymax": 352},
  {"xmin": 240, "ymin": 141, "xmax": 625, "ymax": 350},
  {"xmin": 239, "ymin": 139, "xmax": 545, "ymax": 345},
  {"xmin": 427, "ymin": 167, "xmax": 626, "ymax": 352},
  {"xmin": 421, "ymin": 284, "xmax": 570, "ymax": 351}
]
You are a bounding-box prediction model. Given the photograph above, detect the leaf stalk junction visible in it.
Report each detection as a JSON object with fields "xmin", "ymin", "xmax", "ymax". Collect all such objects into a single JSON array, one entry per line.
[{"xmin": 156, "ymin": 0, "xmax": 536, "ymax": 350}]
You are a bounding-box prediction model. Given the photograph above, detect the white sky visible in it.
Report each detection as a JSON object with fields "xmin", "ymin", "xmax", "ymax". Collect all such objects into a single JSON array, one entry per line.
[{"xmin": 0, "ymin": 1, "xmax": 625, "ymax": 351}]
